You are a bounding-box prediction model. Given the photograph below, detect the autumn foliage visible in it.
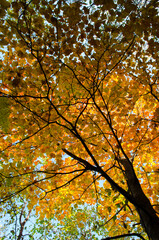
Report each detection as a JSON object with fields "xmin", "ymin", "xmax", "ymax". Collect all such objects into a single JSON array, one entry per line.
[{"xmin": 0, "ymin": 0, "xmax": 159, "ymax": 239}]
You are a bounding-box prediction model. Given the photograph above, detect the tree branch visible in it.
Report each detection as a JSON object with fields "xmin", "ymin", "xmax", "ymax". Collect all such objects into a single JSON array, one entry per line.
[{"xmin": 101, "ymin": 233, "xmax": 146, "ymax": 240}]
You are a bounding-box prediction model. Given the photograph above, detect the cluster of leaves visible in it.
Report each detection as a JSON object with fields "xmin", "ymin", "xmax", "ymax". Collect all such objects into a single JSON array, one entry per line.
[
  {"xmin": 0, "ymin": 0, "xmax": 159, "ymax": 239},
  {"xmin": 0, "ymin": 199, "xmax": 108, "ymax": 240}
]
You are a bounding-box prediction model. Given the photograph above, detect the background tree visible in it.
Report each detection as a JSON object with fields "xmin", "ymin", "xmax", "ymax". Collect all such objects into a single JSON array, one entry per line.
[
  {"xmin": 0, "ymin": 199, "xmax": 32, "ymax": 240},
  {"xmin": 0, "ymin": 200, "xmax": 106, "ymax": 240},
  {"xmin": 0, "ymin": 0, "xmax": 159, "ymax": 239}
]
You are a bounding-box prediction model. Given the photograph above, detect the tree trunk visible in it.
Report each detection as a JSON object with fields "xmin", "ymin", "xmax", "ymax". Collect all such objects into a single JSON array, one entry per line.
[{"xmin": 121, "ymin": 159, "xmax": 159, "ymax": 240}]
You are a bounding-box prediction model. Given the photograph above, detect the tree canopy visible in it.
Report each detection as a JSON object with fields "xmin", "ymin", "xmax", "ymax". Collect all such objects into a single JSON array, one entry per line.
[{"xmin": 0, "ymin": 0, "xmax": 159, "ymax": 239}]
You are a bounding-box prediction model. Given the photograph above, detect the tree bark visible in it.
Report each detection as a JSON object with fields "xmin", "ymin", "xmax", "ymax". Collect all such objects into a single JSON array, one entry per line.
[{"xmin": 120, "ymin": 159, "xmax": 159, "ymax": 240}]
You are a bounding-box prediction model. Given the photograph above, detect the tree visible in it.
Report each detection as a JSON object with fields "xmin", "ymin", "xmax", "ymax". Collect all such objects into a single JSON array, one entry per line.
[
  {"xmin": 0, "ymin": 199, "xmax": 105, "ymax": 240},
  {"xmin": 0, "ymin": 0, "xmax": 159, "ymax": 239},
  {"xmin": 0, "ymin": 199, "xmax": 32, "ymax": 240}
]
